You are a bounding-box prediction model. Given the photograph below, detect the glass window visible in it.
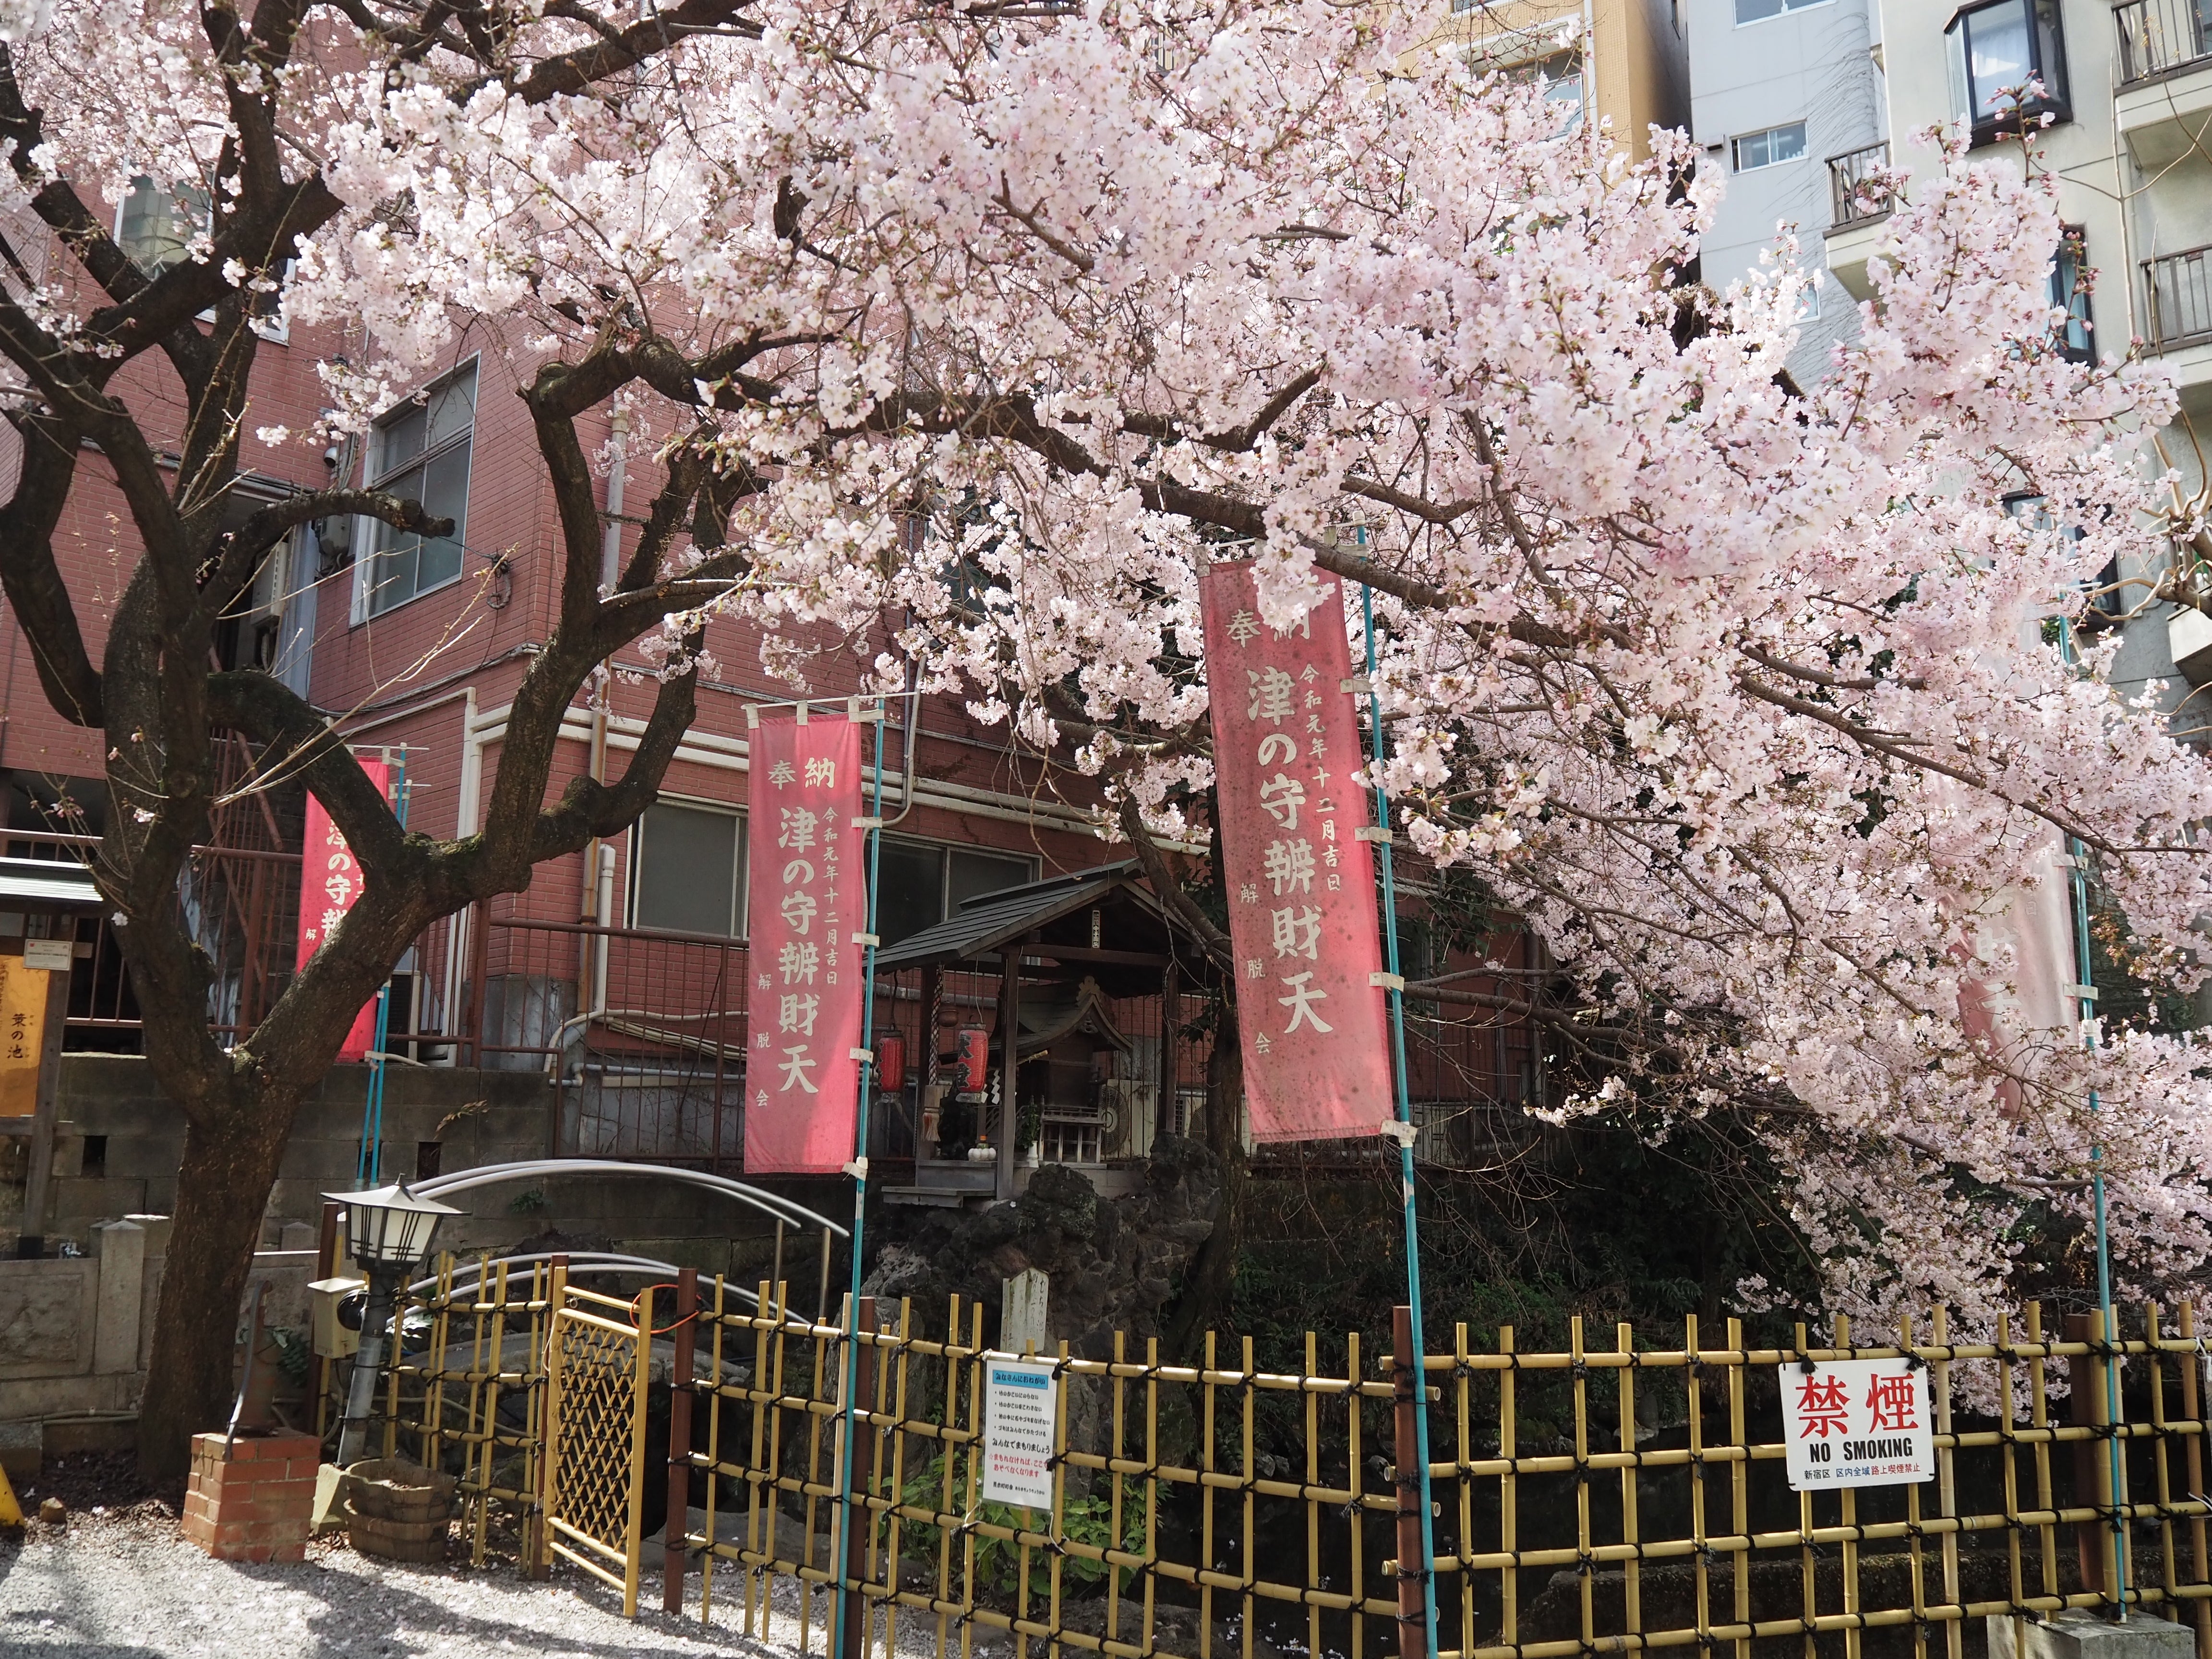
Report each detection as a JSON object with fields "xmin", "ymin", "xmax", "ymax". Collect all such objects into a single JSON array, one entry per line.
[
  {"xmin": 1505, "ymin": 51, "xmax": 1583, "ymax": 137},
  {"xmin": 950, "ymin": 848, "xmax": 1034, "ymax": 910},
  {"xmin": 1731, "ymin": 121, "xmax": 1808, "ymax": 172},
  {"xmin": 875, "ymin": 841, "xmax": 948, "ymax": 948},
  {"xmin": 1735, "ymin": 0, "xmax": 1831, "ymax": 21},
  {"xmin": 1947, "ymin": 0, "xmax": 2069, "ymax": 137},
  {"xmin": 872, "ymin": 838, "xmax": 1040, "ymax": 946},
  {"xmin": 116, "ymin": 176, "xmax": 211, "ymax": 274},
  {"xmin": 631, "ymin": 802, "xmax": 744, "ymax": 936},
  {"xmin": 2050, "ymin": 228, "xmax": 2092, "ymax": 363},
  {"xmin": 115, "ymin": 175, "xmax": 289, "ymax": 339},
  {"xmin": 361, "ymin": 362, "xmax": 474, "ymax": 618}
]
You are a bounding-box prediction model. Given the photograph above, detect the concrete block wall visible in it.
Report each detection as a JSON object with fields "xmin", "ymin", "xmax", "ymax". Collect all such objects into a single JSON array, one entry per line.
[
  {"xmin": 13, "ymin": 1054, "xmax": 834, "ymax": 1270},
  {"xmin": 0, "ymin": 1217, "xmax": 318, "ymax": 1427},
  {"xmin": 40, "ymin": 1054, "xmax": 554, "ymax": 1242}
]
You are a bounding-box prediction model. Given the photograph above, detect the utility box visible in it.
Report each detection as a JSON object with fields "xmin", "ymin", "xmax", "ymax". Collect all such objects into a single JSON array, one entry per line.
[
  {"xmin": 309, "ymin": 1276, "xmax": 366, "ymax": 1358},
  {"xmin": 2169, "ymin": 607, "xmax": 2212, "ymax": 686}
]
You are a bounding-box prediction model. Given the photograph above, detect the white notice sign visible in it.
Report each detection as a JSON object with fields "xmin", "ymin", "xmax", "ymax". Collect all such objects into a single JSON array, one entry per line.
[
  {"xmin": 1779, "ymin": 1358, "xmax": 1935, "ymax": 1491},
  {"xmin": 21, "ymin": 939, "xmax": 70, "ymax": 972},
  {"xmin": 981, "ymin": 1357, "xmax": 1058, "ymax": 1509}
]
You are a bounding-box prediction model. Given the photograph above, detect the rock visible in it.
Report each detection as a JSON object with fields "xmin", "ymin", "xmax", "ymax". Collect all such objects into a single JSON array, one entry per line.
[
  {"xmin": 862, "ymin": 1136, "xmax": 1220, "ymax": 1355},
  {"xmin": 37, "ymin": 1496, "xmax": 64, "ymax": 1525}
]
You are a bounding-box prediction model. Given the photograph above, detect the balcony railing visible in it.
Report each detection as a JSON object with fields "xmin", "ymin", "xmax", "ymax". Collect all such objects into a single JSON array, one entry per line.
[
  {"xmin": 2143, "ymin": 244, "xmax": 2212, "ymax": 353},
  {"xmin": 2117, "ymin": 0, "xmax": 2212, "ymax": 84},
  {"xmin": 3, "ymin": 827, "xmax": 460, "ymax": 1058},
  {"xmin": 1827, "ymin": 142, "xmax": 1890, "ymax": 230}
]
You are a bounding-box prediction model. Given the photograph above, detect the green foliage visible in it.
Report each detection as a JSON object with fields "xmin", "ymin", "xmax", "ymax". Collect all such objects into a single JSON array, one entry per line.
[
  {"xmin": 894, "ymin": 1452, "xmax": 1147, "ymax": 1599},
  {"xmin": 1214, "ymin": 1119, "xmax": 1816, "ymax": 1459},
  {"xmin": 267, "ymin": 1325, "xmax": 313, "ymax": 1386}
]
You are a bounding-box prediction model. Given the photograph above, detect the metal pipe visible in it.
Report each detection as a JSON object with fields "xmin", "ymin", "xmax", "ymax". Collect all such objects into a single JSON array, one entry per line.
[
  {"xmin": 583, "ymin": 406, "xmax": 624, "ymax": 1016},
  {"xmin": 411, "ymin": 1157, "xmax": 849, "ymax": 1237},
  {"xmin": 882, "ymin": 661, "xmax": 922, "ymax": 827},
  {"xmin": 335, "ymin": 1267, "xmax": 397, "ymax": 1467},
  {"xmin": 592, "ymin": 844, "xmax": 614, "ymax": 1018},
  {"xmin": 601, "ymin": 407, "xmax": 628, "ymax": 588}
]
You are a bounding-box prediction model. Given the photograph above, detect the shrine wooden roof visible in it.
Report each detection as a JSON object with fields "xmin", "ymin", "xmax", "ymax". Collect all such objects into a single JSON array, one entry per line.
[{"xmin": 872, "ymin": 860, "xmax": 1214, "ymax": 988}]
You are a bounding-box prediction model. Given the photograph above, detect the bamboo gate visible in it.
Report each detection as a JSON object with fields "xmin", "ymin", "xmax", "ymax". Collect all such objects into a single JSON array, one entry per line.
[{"xmin": 354, "ymin": 1258, "xmax": 2212, "ymax": 1659}]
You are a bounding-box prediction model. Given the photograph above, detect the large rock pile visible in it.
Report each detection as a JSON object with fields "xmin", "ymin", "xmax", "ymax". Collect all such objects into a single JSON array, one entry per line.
[{"xmin": 861, "ymin": 1137, "xmax": 1219, "ymax": 1357}]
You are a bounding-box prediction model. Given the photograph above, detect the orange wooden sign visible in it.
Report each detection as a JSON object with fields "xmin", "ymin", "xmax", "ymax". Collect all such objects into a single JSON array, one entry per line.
[{"xmin": 0, "ymin": 950, "xmax": 49, "ymax": 1119}]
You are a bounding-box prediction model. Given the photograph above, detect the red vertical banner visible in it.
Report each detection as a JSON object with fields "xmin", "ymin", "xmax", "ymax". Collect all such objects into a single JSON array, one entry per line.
[
  {"xmin": 744, "ymin": 713, "xmax": 866, "ymax": 1173},
  {"xmin": 297, "ymin": 757, "xmax": 390, "ymax": 1062},
  {"xmin": 1201, "ymin": 563, "xmax": 1394, "ymax": 1142}
]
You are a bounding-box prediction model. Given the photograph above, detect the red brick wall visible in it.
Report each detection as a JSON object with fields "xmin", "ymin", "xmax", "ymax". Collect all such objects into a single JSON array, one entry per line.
[
  {"xmin": 0, "ymin": 221, "xmax": 1111, "ymax": 920},
  {"xmin": 181, "ymin": 1430, "xmax": 320, "ymax": 1563}
]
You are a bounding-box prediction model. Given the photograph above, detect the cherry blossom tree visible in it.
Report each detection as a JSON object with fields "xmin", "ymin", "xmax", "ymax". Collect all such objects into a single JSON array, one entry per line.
[{"xmin": 1, "ymin": 0, "xmax": 2207, "ymax": 1471}]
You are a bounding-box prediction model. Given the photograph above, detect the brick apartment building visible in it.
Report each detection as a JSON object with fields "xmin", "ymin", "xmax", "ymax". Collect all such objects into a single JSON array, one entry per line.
[{"xmin": 0, "ymin": 175, "xmax": 1540, "ymax": 1230}]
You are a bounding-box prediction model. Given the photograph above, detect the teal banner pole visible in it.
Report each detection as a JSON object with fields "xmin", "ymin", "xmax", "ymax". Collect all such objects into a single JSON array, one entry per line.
[
  {"xmin": 2058, "ymin": 617, "xmax": 2127, "ymax": 1614},
  {"xmin": 1363, "ymin": 583, "xmax": 1440, "ymax": 1658},
  {"xmin": 830, "ymin": 702, "xmax": 887, "ymax": 1659}
]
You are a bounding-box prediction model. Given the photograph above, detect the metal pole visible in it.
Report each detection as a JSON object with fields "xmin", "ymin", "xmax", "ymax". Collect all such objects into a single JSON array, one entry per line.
[
  {"xmin": 2060, "ymin": 616, "xmax": 2129, "ymax": 1617},
  {"xmin": 830, "ymin": 703, "xmax": 888, "ymax": 1659},
  {"xmin": 1363, "ymin": 583, "xmax": 1439, "ymax": 1659},
  {"xmin": 664, "ymin": 1265, "xmax": 698, "ymax": 1613},
  {"xmin": 335, "ymin": 1266, "xmax": 397, "ymax": 1467}
]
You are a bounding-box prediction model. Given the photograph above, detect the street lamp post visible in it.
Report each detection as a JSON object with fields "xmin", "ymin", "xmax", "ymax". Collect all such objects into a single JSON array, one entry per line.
[{"xmin": 326, "ymin": 1180, "xmax": 461, "ymax": 1467}]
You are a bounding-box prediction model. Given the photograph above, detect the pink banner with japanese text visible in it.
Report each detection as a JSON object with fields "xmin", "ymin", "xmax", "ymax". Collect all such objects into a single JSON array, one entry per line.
[
  {"xmin": 1201, "ymin": 563, "xmax": 1394, "ymax": 1142},
  {"xmin": 297, "ymin": 757, "xmax": 389, "ymax": 1063},
  {"xmin": 744, "ymin": 714, "xmax": 866, "ymax": 1173}
]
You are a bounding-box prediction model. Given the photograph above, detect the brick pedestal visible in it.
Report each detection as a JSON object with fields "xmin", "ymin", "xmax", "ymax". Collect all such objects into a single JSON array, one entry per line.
[{"xmin": 182, "ymin": 1431, "xmax": 320, "ymax": 1563}]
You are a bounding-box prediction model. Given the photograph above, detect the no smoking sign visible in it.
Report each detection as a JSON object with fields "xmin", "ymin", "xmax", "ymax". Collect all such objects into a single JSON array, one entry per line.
[{"xmin": 1778, "ymin": 1358, "xmax": 1935, "ymax": 1491}]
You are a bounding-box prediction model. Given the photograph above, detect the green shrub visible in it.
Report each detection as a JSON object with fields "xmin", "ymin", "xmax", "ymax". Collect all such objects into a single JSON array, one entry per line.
[{"xmin": 891, "ymin": 1452, "xmax": 1147, "ymax": 1599}]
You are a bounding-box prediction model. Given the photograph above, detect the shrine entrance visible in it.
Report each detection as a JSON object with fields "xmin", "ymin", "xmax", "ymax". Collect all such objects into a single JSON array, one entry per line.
[{"xmin": 868, "ymin": 861, "xmax": 1223, "ymax": 1207}]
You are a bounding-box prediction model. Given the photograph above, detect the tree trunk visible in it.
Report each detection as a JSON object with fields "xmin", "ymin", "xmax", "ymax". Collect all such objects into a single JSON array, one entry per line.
[
  {"xmin": 1165, "ymin": 1018, "xmax": 1245, "ymax": 1357},
  {"xmin": 136, "ymin": 1104, "xmax": 295, "ymax": 1479}
]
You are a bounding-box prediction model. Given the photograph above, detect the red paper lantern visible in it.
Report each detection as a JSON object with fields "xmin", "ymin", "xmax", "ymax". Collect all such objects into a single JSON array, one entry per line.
[
  {"xmin": 955, "ymin": 1026, "xmax": 990, "ymax": 1093},
  {"xmin": 876, "ymin": 1032, "xmax": 907, "ymax": 1090}
]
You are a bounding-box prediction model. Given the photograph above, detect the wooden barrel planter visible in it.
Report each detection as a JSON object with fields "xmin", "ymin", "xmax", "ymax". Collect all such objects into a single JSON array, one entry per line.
[{"xmin": 343, "ymin": 1458, "xmax": 457, "ymax": 1563}]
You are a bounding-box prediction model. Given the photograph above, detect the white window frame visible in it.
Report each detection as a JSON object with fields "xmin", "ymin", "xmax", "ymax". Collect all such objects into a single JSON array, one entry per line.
[
  {"xmin": 111, "ymin": 175, "xmax": 291, "ymax": 344},
  {"xmin": 628, "ymin": 794, "xmax": 748, "ymax": 937},
  {"xmin": 349, "ymin": 356, "xmax": 478, "ymax": 625},
  {"xmin": 1733, "ymin": 0, "xmax": 1834, "ymax": 25},
  {"xmin": 1731, "ymin": 121, "xmax": 1809, "ymax": 173},
  {"xmin": 1037, "ymin": 1116, "xmax": 1106, "ymax": 1166}
]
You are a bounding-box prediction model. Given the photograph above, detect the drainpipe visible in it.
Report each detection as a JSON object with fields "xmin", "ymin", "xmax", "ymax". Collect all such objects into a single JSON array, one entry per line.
[
  {"xmin": 1582, "ymin": 0, "xmax": 1595, "ymax": 149},
  {"xmin": 593, "ymin": 843, "xmax": 614, "ymax": 1021},
  {"xmin": 601, "ymin": 408, "xmax": 629, "ymax": 589},
  {"xmin": 578, "ymin": 407, "xmax": 627, "ymax": 1026},
  {"xmin": 882, "ymin": 653, "xmax": 922, "ymax": 827}
]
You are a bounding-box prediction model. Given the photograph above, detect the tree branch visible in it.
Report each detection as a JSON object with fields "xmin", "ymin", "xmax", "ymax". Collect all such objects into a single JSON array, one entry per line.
[{"xmin": 1117, "ymin": 794, "xmax": 1234, "ymax": 975}]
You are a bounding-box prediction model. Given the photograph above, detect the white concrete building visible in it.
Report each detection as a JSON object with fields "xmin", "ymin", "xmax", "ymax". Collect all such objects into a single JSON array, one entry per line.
[
  {"xmin": 1690, "ymin": 0, "xmax": 2212, "ymax": 739},
  {"xmin": 1686, "ymin": 0, "xmax": 1886, "ymax": 390}
]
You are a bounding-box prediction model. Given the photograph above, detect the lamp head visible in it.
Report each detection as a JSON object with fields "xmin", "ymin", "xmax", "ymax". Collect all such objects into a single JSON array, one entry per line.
[{"xmin": 324, "ymin": 1180, "xmax": 461, "ymax": 1272}]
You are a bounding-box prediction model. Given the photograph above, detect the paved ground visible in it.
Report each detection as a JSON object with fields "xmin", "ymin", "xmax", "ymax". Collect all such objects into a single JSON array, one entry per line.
[{"xmin": 0, "ymin": 1510, "xmax": 788, "ymax": 1659}]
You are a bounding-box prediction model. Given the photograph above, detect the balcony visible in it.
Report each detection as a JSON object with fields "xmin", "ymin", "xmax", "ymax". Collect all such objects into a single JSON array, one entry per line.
[
  {"xmin": 1824, "ymin": 141, "xmax": 1891, "ymax": 302},
  {"xmin": 2140, "ymin": 244, "xmax": 2212, "ymax": 393},
  {"xmin": 2116, "ymin": 0, "xmax": 2212, "ymax": 169}
]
